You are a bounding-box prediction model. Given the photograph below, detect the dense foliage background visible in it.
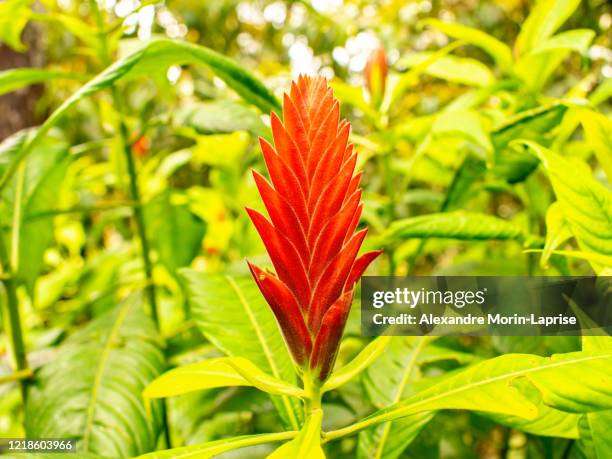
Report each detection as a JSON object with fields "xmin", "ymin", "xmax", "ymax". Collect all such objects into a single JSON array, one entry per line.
[{"xmin": 0, "ymin": 0, "xmax": 610, "ymax": 458}]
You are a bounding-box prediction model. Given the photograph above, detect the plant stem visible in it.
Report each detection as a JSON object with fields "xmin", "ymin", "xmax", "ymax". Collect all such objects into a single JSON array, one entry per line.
[
  {"xmin": 323, "ymin": 416, "xmax": 380, "ymax": 443},
  {"xmin": 117, "ymin": 114, "xmax": 160, "ymax": 326},
  {"xmin": 0, "ymin": 368, "xmax": 33, "ymax": 385},
  {"xmin": 0, "ymin": 232, "xmax": 29, "ymax": 402},
  {"xmin": 303, "ymin": 371, "xmax": 322, "ymax": 414}
]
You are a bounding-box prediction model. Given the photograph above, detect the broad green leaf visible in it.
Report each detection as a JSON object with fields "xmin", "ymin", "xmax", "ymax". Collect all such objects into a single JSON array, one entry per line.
[
  {"xmin": 541, "ymin": 201, "xmax": 573, "ymax": 268},
  {"xmin": 144, "ymin": 190, "xmax": 206, "ymax": 274},
  {"xmin": 575, "ymin": 308, "xmax": 612, "ymax": 458},
  {"xmin": 397, "ymin": 53, "xmax": 495, "ymax": 87},
  {"xmin": 527, "ymin": 29, "xmax": 595, "ymax": 56},
  {"xmin": 515, "ymin": 0, "xmax": 581, "ymax": 56},
  {"xmin": 144, "ymin": 357, "xmax": 304, "ymax": 401},
  {"xmin": 0, "ymin": 38, "xmax": 280, "ymax": 191},
  {"xmin": 422, "ymin": 19, "xmax": 513, "ymax": 73},
  {"xmin": 135, "ymin": 432, "xmax": 297, "ymax": 459},
  {"xmin": 0, "ymin": 68, "xmax": 88, "ymax": 96},
  {"xmin": 358, "ymin": 411, "xmax": 434, "ymax": 459},
  {"xmin": 483, "ymin": 378, "xmax": 581, "ymax": 438},
  {"xmin": 514, "ymin": 30, "xmax": 594, "ymax": 90},
  {"xmin": 381, "ymin": 211, "xmax": 525, "ymax": 245},
  {"xmin": 492, "ymin": 103, "xmax": 567, "ymax": 182},
  {"xmin": 0, "ymin": 0, "xmax": 31, "ymax": 51},
  {"xmin": 0, "ymin": 129, "xmax": 71, "ymax": 295},
  {"xmin": 18, "ymin": 154, "xmax": 71, "ymax": 295},
  {"xmin": 174, "ymin": 100, "xmax": 268, "ymax": 137},
  {"xmin": 25, "ymin": 296, "xmax": 165, "ymax": 457},
  {"xmin": 181, "ymin": 271, "xmax": 302, "ymax": 429},
  {"xmin": 322, "ymin": 336, "xmax": 392, "ymax": 393},
  {"xmin": 227, "ymin": 356, "xmax": 305, "ymax": 397},
  {"xmin": 521, "ymin": 141, "xmax": 612, "ymax": 272},
  {"xmin": 268, "ymin": 410, "xmax": 324, "ymax": 459},
  {"xmin": 514, "ymin": 49, "xmax": 569, "ymax": 91},
  {"xmin": 579, "ymin": 109, "xmax": 612, "ymax": 181},
  {"xmin": 359, "ymin": 337, "xmax": 436, "ymax": 459},
  {"xmin": 344, "ymin": 350, "xmax": 612, "ymax": 435}
]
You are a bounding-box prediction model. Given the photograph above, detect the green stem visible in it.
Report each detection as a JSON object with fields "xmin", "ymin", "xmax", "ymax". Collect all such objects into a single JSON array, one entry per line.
[
  {"xmin": 303, "ymin": 371, "xmax": 322, "ymax": 414},
  {"xmin": 323, "ymin": 416, "xmax": 380, "ymax": 443},
  {"xmin": 0, "ymin": 233, "xmax": 29, "ymax": 402},
  {"xmin": 115, "ymin": 111, "xmax": 160, "ymax": 327},
  {"xmin": 0, "ymin": 368, "xmax": 33, "ymax": 385}
]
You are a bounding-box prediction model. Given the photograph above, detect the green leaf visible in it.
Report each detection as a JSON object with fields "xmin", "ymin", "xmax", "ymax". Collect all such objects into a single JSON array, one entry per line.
[
  {"xmin": 144, "ymin": 190, "xmax": 206, "ymax": 274},
  {"xmin": 514, "ymin": 30, "xmax": 594, "ymax": 90},
  {"xmin": 397, "ymin": 52, "xmax": 495, "ymax": 87},
  {"xmin": 541, "ymin": 201, "xmax": 573, "ymax": 268},
  {"xmin": 358, "ymin": 337, "xmax": 436, "ymax": 459},
  {"xmin": 422, "ymin": 19, "xmax": 513, "ymax": 73},
  {"xmin": 483, "ymin": 378, "xmax": 581, "ymax": 438},
  {"xmin": 322, "ymin": 336, "xmax": 392, "ymax": 393},
  {"xmin": 0, "ymin": 0, "xmax": 31, "ymax": 52},
  {"xmin": 174, "ymin": 100, "xmax": 268, "ymax": 137},
  {"xmin": 0, "ymin": 38, "xmax": 280, "ymax": 191},
  {"xmin": 579, "ymin": 109, "xmax": 612, "ymax": 181},
  {"xmin": 521, "ymin": 141, "xmax": 612, "ymax": 272},
  {"xmin": 25, "ymin": 295, "xmax": 165, "ymax": 457},
  {"xmin": 268, "ymin": 410, "xmax": 324, "ymax": 459},
  {"xmin": 515, "ymin": 0, "xmax": 581, "ymax": 56},
  {"xmin": 574, "ymin": 306, "xmax": 612, "ymax": 458},
  {"xmin": 135, "ymin": 432, "xmax": 297, "ymax": 459},
  {"xmin": 492, "ymin": 103, "xmax": 567, "ymax": 182},
  {"xmin": 144, "ymin": 356, "xmax": 304, "ymax": 401},
  {"xmin": 527, "ymin": 29, "xmax": 595, "ymax": 56},
  {"xmin": 381, "ymin": 211, "xmax": 525, "ymax": 245},
  {"xmin": 0, "ymin": 129, "xmax": 71, "ymax": 295},
  {"xmin": 347, "ymin": 350, "xmax": 612, "ymax": 435},
  {"xmin": 0, "ymin": 68, "xmax": 89, "ymax": 96},
  {"xmin": 181, "ymin": 271, "xmax": 302, "ymax": 430}
]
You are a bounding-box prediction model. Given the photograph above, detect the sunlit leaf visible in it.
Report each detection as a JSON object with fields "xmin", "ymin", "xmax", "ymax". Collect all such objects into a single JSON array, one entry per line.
[
  {"xmin": 521, "ymin": 141, "xmax": 612, "ymax": 272},
  {"xmin": 515, "ymin": 0, "xmax": 581, "ymax": 56},
  {"xmin": 381, "ymin": 211, "xmax": 526, "ymax": 245},
  {"xmin": 579, "ymin": 109, "xmax": 612, "ymax": 181},
  {"xmin": 397, "ymin": 52, "xmax": 495, "ymax": 87},
  {"xmin": 0, "ymin": 68, "xmax": 88, "ymax": 96}
]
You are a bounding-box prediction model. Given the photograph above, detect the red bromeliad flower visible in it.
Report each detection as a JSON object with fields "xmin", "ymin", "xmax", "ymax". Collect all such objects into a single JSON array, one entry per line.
[{"xmin": 246, "ymin": 75, "xmax": 382, "ymax": 381}]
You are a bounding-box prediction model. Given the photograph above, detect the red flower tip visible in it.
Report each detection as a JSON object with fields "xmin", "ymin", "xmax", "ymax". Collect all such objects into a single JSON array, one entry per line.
[{"xmin": 247, "ymin": 75, "xmax": 381, "ymax": 380}]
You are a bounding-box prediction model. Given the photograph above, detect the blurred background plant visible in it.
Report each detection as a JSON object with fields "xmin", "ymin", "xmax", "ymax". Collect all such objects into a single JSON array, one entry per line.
[{"xmin": 0, "ymin": 0, "xmax": 610, "ymax": 458}]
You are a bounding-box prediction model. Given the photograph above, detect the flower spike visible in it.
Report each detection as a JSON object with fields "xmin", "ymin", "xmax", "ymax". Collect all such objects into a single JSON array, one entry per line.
[{"xmin": 247, "ymin": 75, "xmax": 382, "ymax": 381}]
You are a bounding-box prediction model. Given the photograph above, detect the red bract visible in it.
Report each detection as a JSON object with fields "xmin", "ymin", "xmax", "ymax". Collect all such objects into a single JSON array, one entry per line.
[{"xmin": 247, "ymin": 76, "xmax": 382, "ymax": 381}]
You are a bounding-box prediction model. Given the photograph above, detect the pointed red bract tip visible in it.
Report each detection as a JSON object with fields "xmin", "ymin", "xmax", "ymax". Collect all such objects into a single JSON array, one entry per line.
[{"xmin": 247, "ymin": 75, "xmax": 381, "ymax": 379}]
